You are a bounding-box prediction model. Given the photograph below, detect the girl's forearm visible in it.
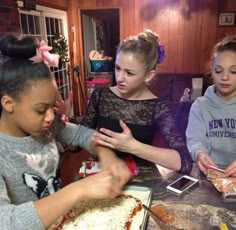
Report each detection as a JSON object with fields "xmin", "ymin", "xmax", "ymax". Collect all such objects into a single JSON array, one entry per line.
[
  {"xmin": 129, "ymin": 140, "xmax": 181, "ymax": 171},
  {"xmin": 34, "ymin": 182, "xmax": 85, "ymax": 229}
]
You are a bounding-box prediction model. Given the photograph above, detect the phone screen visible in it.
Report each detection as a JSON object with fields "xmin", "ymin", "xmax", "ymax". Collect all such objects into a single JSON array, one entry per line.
[{"xmin": 171, "ymin": 177, "xmax": 196, "ymax": 191}]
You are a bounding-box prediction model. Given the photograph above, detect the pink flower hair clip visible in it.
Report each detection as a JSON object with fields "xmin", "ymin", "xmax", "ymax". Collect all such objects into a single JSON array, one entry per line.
[{"xmin": 29, "ymin": 40, "xmax": 60, "ymax": 67}]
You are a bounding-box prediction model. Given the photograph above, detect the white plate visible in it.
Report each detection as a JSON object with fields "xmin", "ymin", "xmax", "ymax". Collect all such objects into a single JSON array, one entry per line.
[{"xmin": 122, "ymin": 185, "xmax": 153, "ymax": 230}]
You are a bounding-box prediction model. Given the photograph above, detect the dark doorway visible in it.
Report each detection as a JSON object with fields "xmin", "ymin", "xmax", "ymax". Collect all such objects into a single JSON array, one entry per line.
[{"xmin": 81, "ymin": 9, "xmax": 119, "ymax": 77}]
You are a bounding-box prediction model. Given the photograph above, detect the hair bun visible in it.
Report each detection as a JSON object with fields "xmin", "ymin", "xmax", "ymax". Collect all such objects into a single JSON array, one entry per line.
[
  {"xmin": 0, "ymin": 34, "xmax": 37, "ymax": 59},
  {"xmin": 138, "ymin": 29, "xmax": 160, "ymax": 47}
]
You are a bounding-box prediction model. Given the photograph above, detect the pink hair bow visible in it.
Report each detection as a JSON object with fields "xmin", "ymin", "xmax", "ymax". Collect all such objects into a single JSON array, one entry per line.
[{"xmin": 29, "ymin": 40, "xmax": 60, "ymax": 67}]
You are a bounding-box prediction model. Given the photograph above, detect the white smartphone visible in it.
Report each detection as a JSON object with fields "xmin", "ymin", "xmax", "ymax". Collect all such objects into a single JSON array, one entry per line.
[{"xmin": 166, "ymin": 175, "xmax": 199, "ymax": 195}]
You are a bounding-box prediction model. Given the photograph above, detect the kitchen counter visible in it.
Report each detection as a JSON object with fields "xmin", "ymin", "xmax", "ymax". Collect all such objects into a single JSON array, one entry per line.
[
  {"xmin": 128, "ymin": 159, "xmax": 236, "ymax": 229},
  {"xmin": 61, "ymin": 151, "xmax": 236, "ymax": 229}
]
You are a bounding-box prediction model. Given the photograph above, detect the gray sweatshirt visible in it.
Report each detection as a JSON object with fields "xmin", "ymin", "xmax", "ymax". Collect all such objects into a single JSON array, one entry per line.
[
  {"xmin": 0, "ymin": 120, "xmax": 94, "ymax": 230},
  {"xmin": 186, "ymin": 85, "xmax": 236, "ymax": 166}
]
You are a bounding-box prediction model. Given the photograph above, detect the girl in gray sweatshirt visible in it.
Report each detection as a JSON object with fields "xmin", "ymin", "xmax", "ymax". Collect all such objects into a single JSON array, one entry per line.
[{"xmin": 186, "ymin": 35, "xmax": 236, "ymax": 177}]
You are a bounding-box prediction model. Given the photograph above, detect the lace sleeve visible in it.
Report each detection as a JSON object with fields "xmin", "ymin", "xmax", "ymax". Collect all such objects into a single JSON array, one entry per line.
[
  {"xmin": 155, "ymin": 102, "xmax": 193, "ymax": 174},
  {"xmin": 80, "ymin": 89, "xmax": 101, "ymax": 128}
]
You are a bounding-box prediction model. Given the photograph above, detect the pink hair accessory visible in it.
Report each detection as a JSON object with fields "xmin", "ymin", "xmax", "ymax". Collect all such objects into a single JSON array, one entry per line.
[{"xmin": 29, "ymin": 40, "xmax": 60, "ymax": 67}]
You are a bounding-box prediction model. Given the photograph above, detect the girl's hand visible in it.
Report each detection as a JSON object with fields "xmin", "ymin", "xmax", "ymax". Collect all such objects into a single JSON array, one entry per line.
[
  {"xmin": 225, "ymin": 161, "xmax": 236, "ymax": 177},
  {"xmin": 92, "ymin": 120, "xmax": 136, "ymax": 153},
  {"xmin": 196, "ymin": 152, "xmax": 218, "ymax": 175},
  {"xmin": 99, "ymin": 152, "xmax": 132, "ymax": 186},
  {"xmin": 54, "ymin": 90, "xmax": 73, "ymax": 122},
  {"xmin": 77, "ymin": 170, "xmax": 122, "ymax": 199}
]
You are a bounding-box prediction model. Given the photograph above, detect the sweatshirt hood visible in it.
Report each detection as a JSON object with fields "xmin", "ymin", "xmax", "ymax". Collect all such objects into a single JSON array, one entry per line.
[{"xmin": 204, "ymin": 85, "xmax": 236, "ymax": 106}]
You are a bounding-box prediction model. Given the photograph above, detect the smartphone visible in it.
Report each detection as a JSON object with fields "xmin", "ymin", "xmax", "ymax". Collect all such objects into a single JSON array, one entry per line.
[{"xmin": 166, "ymin": 175, "xmax": 199, "ymax": 195}]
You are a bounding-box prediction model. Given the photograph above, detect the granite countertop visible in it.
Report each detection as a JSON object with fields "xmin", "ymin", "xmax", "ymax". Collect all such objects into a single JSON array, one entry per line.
[
  {"xmin": 72, "ymin": 155, "xmax": 236, "ymax": 229},
  {"xmin": 128, "ymin": 160, "xmax": 236, "ymax": 229}
]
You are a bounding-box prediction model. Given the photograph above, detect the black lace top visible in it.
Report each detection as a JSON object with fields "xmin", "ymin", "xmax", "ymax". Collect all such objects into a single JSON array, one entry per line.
[{"xmin": 81, "ymin": 88, "xmax": 193, "ymax": 173}]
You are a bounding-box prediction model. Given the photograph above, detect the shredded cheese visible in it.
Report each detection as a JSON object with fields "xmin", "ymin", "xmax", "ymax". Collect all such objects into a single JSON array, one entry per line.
[
  {"xmin": 60, "ymin": 195, "xmax": 140, "ymax": 230},
  {"xmin": 49, "ymin": 188, "xmax": 151, "ymax": 230}
]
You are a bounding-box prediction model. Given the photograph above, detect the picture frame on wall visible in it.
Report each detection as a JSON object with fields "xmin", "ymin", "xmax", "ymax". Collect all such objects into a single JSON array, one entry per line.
[{"xmin": 218, "ymin": 12, "xmax": 235, "ymax": 26}]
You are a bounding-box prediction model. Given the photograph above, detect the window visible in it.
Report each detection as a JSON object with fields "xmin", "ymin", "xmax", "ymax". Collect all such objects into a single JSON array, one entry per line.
[{"xmin": 18, "ymin": 1, "xmax": 71, "ymax": 103}]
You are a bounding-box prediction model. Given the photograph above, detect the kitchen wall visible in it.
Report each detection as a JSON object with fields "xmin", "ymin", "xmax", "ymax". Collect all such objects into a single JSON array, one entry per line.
[
  {"xmin": 67, "ymin": 0, "xmax": 236, "ymax": 113},
  {"xmin": 74, "ymin": 0, "xmax": 236, "ymax": 74},
  {"xmin": 0, "ymin": 1, "xmax": 20, "ymax": 35},
  {"xmin": 1, "ymin": 1, "xmax": 236, "ymax": 74},
  {"xmin": 1, "ymin": 0, "xmax": 236, "ymax": 114}
]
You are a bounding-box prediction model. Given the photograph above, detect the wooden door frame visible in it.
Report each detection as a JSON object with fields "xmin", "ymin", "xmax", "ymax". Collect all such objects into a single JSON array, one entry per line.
[{"xmin": 76, "ymin": 6, "xmax": 123, "ymax": 115}]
